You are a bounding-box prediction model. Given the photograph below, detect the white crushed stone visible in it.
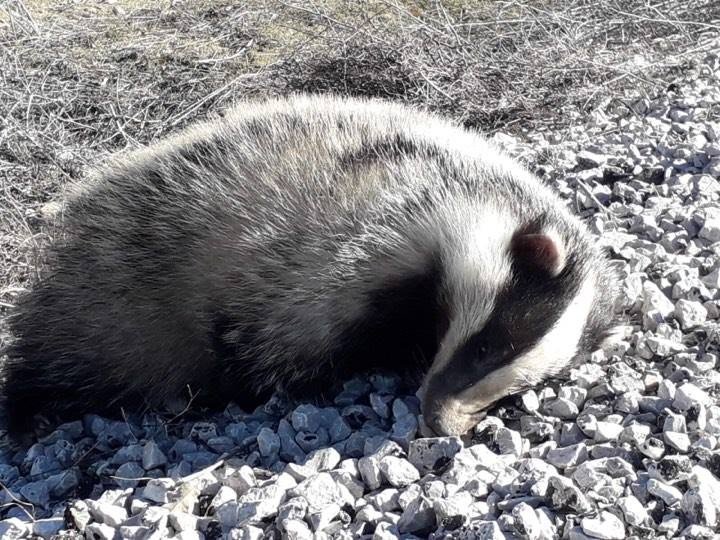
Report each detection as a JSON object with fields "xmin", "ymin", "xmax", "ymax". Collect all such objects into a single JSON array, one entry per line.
[{"xmin": 2, "ymin": 42, "xmax": 720, "ymax": 540}]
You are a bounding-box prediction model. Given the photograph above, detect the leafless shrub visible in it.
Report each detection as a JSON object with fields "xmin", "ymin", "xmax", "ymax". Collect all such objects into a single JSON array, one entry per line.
[
  {"xmin": 267, "ymin": 0, "xmax": 720, "ymax": 129},
  {"xmin": 0, "ymin": 0, "xmax": 718, "ymax": 335}
]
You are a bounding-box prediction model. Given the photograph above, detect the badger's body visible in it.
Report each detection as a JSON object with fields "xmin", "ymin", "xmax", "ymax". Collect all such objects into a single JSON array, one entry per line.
[{"xmin": 3, "ymin": 95, "xmax": 619, "ymax": 436}]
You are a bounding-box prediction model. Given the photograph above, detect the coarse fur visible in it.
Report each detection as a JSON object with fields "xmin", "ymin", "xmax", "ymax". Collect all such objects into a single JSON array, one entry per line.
[{"xmin": 2, "ymin": 95, "xmax": 620, "ymax": 436}]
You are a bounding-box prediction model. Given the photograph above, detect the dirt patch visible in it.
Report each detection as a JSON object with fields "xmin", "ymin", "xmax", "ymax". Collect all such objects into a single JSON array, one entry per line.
[{"xmin": 1, "ymin": 0, "xmax": 719, "ymax": 342}]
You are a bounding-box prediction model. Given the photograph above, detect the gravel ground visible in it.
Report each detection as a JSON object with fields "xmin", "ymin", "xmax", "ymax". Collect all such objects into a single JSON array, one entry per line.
[{"xmin": 1, "ymin": 38, "xmax": 720, "ymax": 540}]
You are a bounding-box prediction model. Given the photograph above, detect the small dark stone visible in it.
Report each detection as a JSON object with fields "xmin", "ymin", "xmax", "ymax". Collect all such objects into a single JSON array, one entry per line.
[
  {"xmin": 603, "ymin": 165, "xmax": 632, "ymax": 185},
  {"xmin": 197, "ymin": 493, "xmax": 213, "ymax": 516},
  {"xmin": 706, "ymin": 454, "xmax": 720, "ymax": 478},
  {"xmin": 341, "ymin": 503, "xmax": 356, "ymax": 520},
  {"xmin": 471, "ymin": 424, "xmax": 499, "ymax": 451},
  {"xmin": 432, "ymin": 456, "xmax": 452, "ymax": 475},
  {"xmin": 640, "ymin": 167, "xmax": 665, "ymax": 185},
  {"xmin": 205, "ymin": 521, "xmax": 223, "ymax": 540},
  {"xmin": 440, "ymin": 515, "xmax": 466, "ymax": 531}
]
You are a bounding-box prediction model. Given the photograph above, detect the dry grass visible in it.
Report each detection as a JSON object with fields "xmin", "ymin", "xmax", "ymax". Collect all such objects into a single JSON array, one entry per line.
[{"xmin": 1, "ymin": 0, "xmax": 719, "ymax": 344}]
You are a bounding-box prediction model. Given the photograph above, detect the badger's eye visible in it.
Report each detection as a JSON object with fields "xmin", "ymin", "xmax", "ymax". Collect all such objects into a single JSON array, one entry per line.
[{"xmin": 476, "ymin": 341, "xmax": 489, "ymax": 357}]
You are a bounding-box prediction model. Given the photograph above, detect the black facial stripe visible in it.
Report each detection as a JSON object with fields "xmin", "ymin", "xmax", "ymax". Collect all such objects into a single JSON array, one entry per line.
[{"xmin": 427, "ymin": 249, "xmax": 584, "ymax": 399}]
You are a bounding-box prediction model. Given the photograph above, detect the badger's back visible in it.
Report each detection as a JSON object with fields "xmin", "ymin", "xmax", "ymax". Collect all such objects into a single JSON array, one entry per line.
[{"xmin": 3, "ymin": 95, "xmax": 601, "ymax": 433}]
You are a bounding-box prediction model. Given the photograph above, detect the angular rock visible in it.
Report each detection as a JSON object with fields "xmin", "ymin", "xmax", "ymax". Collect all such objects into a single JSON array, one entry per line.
[
  {"xmin": 618, "ymin": 495, "xmax": 648, "ymax": 527},
  {"xmin": 674, "ymin": 383, "xmax": 712, "ymax": 411},
  {"xmin": 397, "ymin": 495, "xmax": 436, "ymax": 535},
  {"xmin": 581, "ymin": 511, "xmax": 625, "ymax": 540},
  {"xmin": 548, "ymin": 475, "xmax": 592, "ymax": 514},
  {"xmin": 543, "ymin": 398, "xmax": 579, "ymax": 419},
  {"xmin": 408, "ymin": 437, "xmax": 463, "ymax": 475},
  {"xmin": 379, "ymin": 456, "xmax": 420, "ymax": 488},
  {"xmin": 283, "ymin": 519, "xmax": 314, "ymax": 540},
  {"xmin": 511, "ymin": 502, "xmax": 541, "ymax": 539},
  {"xmin": 115, "ymin": 461, "xmax": 146, "ymax": 489},
  {"xmin": 142, "ymin": 441, "xmax": 167, "ymax": 470},
  {"xmin": 257, "ymin": 427, "xmax": 281, "ymax": 457},
  {"xmin": 289, "ymin": 473, "xmax": 343, "ymax": 513},
  {"xmin": 647, "ymin": 478, "xmax": 683, "ymax": 505},
  {"xmin": 546, "ymin": 443, "xmax": 588, "ymax": 469},
  {"xmin": 664, "ymin": 431, "xmax": 691, "ymax": 452},
  {"xmin": 674, "ymin": 299, "xmax": 708, "ymax": 329}
]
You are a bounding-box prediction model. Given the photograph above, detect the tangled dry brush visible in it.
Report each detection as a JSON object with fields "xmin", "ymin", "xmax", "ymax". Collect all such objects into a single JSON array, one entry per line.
[{"xmin": 1, "ymin": 0, "xmax": 719, "ymax": 332}]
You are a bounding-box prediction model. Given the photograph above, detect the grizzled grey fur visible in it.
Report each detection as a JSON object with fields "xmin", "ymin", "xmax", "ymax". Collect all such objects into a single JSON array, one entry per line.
[{"xmin": 3, "ymin": 95, "xmax": 620, "ymax": 436}]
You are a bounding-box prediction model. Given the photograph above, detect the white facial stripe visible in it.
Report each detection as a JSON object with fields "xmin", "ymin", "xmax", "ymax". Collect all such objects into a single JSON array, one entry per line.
[
  {"xmin": 512, "ymin": 269, "xmax": 595, "ymax": 376},
  {"xmin": 444, "ymin": 205, "xmax": 514, "ymax": 328},
  {"xmin": 422, "ymin": 206, "xmax": 514, "ymax": 381}
]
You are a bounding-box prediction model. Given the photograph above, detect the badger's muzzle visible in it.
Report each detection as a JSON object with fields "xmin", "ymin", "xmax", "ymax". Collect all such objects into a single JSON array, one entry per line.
[{"xmin": 420, "ymin": 377, "xmax": 487, "ymax": 436}]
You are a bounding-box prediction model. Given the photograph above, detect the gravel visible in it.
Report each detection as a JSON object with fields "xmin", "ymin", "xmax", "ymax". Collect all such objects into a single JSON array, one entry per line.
[{"xmin": 1, "ymin": 44, "xmax": 720, "ymax": 540}]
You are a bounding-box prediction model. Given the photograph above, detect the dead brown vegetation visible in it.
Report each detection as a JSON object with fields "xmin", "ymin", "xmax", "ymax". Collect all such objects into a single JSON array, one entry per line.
[{"xmin": 1, "ymin": 0, "xmax": 719, "ymax": 343}]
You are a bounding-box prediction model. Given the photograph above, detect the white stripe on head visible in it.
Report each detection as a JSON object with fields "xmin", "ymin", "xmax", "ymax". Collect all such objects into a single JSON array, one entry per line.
[{"xmin": 422, "ymin": 204, "xmax": 515, "ymax": 380}]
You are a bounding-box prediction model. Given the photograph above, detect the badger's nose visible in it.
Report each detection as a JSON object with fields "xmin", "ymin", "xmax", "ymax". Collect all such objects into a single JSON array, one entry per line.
[
  {"xmin": 421, "ymin": 407, "xmax": 456, "ymax": 437},
  {"xmin": 420, "ymin": 413, "xmax": 447, "ymax": 437}
]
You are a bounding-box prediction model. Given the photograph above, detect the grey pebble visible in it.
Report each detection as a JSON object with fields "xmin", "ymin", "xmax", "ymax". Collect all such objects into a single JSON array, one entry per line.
[
  {"xmin": 114, "ymin": 461, "xmax": 145, "ymax": 489},
  {"xmin": 543, "ymin": 398, "xmax": 579, "ymax": 419},
  {"xmin": 257, "ymin": 427, "xmax": 281, "ymax": 457},
  {"xmin": 283, "ymin": 518, "xmax": 314, "ymax": 539},
  {"xmin": 142, "ymin": 440, "xmax": 167, "ymax": 470},
  {"xmin": 397, "ymin": 495, "xmax": 435, "ymax": 534},
  {"xmin": 546, "ymin": 443, "xmax": 588, "ymax": 469},
  {"xmin": 581, "ymin": 511, "xmax": 626, "ymax": 540},
  {"xmin": 291, "ymin": 404, "xmax": 322, "ymax": 433},
  {"xmin": 19, "ymin": 479, "xmax": 50, "ymax": 507},
  {"xmin": 289, "ymin": 472, "xmax": 344, "ymax": 513},
  {"xmin": 296, "ymin": 427, "xmax": 330, "ymax": 453},
  {"xmin": 407, "ymin": 437, "xmax": 463, "ymax": 475},
  {"xmin": 647, "ymin": 478, "xmax": 683, "ymax": 506},
  {"xmin": 379, "ymin": 456, "xmax": 420, "ymax": 488}
]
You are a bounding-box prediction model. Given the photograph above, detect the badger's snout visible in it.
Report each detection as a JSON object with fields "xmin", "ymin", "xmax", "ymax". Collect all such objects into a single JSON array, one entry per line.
[
  {"xmin": 421, "ymin": 399, "xmax": 486, "ymax": 437},
  {"xmin": 419, "ymin": 375, "xmax": 488, "ymax": 436}
]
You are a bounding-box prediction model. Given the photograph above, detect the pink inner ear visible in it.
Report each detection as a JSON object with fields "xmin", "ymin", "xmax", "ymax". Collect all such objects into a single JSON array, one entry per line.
[{"xmin": 511, "ymin": 233, "xmax": 564, "ymax": 276}]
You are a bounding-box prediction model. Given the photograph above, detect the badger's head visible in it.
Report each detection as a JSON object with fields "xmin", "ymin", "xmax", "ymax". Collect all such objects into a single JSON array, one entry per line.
[{"xmin": 418, "ymin": 210, "xmax": 620, "ymax": 436}]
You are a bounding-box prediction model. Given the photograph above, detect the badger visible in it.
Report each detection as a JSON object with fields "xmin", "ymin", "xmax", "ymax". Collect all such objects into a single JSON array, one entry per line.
[{"xmin": 2, "ymin": 95, "xmax": 619, "ymax": 437}]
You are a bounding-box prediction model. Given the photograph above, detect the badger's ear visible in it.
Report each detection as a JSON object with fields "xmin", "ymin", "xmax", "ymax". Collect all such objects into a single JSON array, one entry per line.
[{"xmin": 511, "ymin": 230, "xmax": 566, "ymax": 277}]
